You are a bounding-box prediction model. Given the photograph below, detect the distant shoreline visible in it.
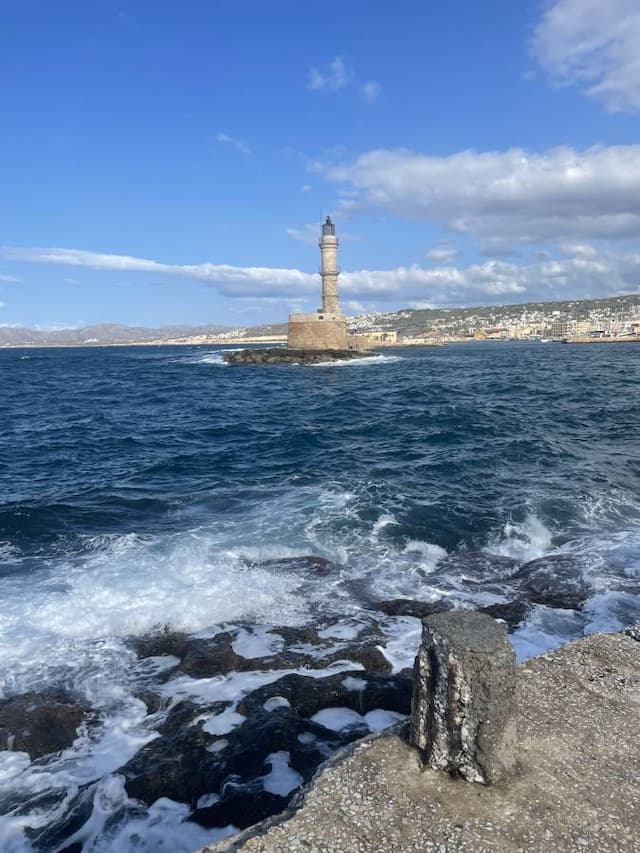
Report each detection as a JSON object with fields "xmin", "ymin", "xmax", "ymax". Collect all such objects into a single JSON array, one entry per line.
[{"xmin": 2, "ymin": 334, "xmax": 639, "ymax": 350}]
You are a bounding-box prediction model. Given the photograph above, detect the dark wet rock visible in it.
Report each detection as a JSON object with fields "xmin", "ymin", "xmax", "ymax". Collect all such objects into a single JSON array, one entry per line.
[
  {"xmin": 134, "ymin": 691, "xmax": 165, "ymax": 715},
  {"xmin": 434, "ymin": 551, "xmax": 521, "ymax": 585},
  {"xmin": 123, "ymin": 669, "xmax": 411, "ymax": 825},
  {"xmin": 123, "ymin": 716, "xmax": 217, "ymax": 806},
  {"xmin": 25, "ymin": 782, "xmax": 95, "ymax": 850},
  {"xmin": 0, "ymin": 692, "xmax": 94, "ymax": 759},
  {"xmin": 131, "ymin": 628, "xmax": 190, "ymax": 660},
  {"xmin": 224, "ymin": 348, "xmax": 363, "ymax": 366},
  {"xmin": 375, "ymin": 598, "xmax": 453, "ymax": 619},
  {"xmin": 179, "ymin": 634, "xmax": 245, "ymax": 678},
  {"xmin": 321, "ymin": 644, "xmax": 391, "ymax": 674},
  {"xmin": 238, "ymin": 670, "xmax": 412, "ymax": 719},
  {"xmin": 273, "ymin": 626, "xmax": 324, "ymax": 646},
  {"xmin": 156, "ymin": 700, "xmax": 230, "ymax": 736},
  {"xmin": 248, "ymin": 555, "xmax": 333, "ymax": 576},
  {"xmin": 141, "ymin": 623, "xmax": 393, "ymax": 682},
  {"xmin": 515, "ymin": 555, "xmax": 593, "ymax": 610},
  {"xmin": 124, "ymin": 705, "xmax": 350, "ymax": 813},
  {"xmin": 0, "ymin": 785, "xmax": 70, "ymax": 828},
  {"xmin": 193, "ymin": 785, "xmax": 289, "ymax": 830},
  {"xmin": 480, "ymin": 601, "xmax": 529, "ymax": 630}
]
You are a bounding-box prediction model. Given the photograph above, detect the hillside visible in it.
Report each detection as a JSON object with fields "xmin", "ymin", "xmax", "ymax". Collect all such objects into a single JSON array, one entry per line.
[{"xmin": 2, "ymin": 293, "xmax": 639, "ymax": 347}]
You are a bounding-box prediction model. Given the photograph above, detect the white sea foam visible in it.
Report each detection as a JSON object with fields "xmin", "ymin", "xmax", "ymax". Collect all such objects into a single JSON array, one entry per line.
[
  {"xmin": 261, "ymin": 751, "xmax": 303, "ymax": 796},
  {"xmin": 402, "ymin": 539, "xmax": 447, "ymax": 568},
  {"xmin": 486, "ymin": 513, "xmax": 553, "ymax": 562},
  {"xmin": 310, "ymin": 707, "xmax": 406, "ymax": 734},
  {"xmin": 196, "ymin": 353, "xmax": 227, "ymax": 365},
  {"xmin": 311, "ymin": 355, "xmax": 405, "ymax": 368},
  {"xmin": 364, "ymin": 709, "xmax": 407, "ymax": 732},
  {"xmin": 196, "ymin": 792, "xmax": 220, "ymax": 809},
  {"xmin": 59, "ymin": 775, "xmax": 236, "ymax": 853},
  {"xmin": 183, "ymin": 348, "xmax": 246, "ymax": 366},
  {"xmin": 263, "ymin": 696, "xmax": 291, "ymax": 711},
  {"xmin": 1, "ymin": 477, "xmax": 639, "ymax": 849},
  {"xmin": 202, "ymin": 709, "xmax": 246, "ymax": 736},
  {"xmin": 232, "ymin": 627, "xmax": 284, "ymax": 659},
  {"xmin": 310, "ymin": 707, "xmax": 367, "ymax": 731},
  {"xmin": 342, "ymin": 676, "xmax": 367, "ymax": 691},
  {"xmin": 378, "ymin": 616, "xmax": 423, "ymax": 673}
]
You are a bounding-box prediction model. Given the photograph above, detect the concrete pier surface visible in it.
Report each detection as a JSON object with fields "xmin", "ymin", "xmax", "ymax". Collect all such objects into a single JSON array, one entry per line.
[{"xmin": 202, "ymin": 631, "xmax": 640, "ymax": 852}]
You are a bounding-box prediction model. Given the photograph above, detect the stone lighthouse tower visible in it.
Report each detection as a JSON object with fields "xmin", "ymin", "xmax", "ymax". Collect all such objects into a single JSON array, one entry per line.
[
  {"xmin": 319, "ymin": 216, "xmax": 340, "ymax": 315},
  {"xmin": 287, "ymin": 216, "xmax": 352, "ymax": 350}
]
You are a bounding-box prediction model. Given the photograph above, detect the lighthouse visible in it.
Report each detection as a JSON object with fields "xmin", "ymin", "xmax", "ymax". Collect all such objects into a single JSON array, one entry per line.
[
  {"xmin": 287, "ymin": 217, "xmax": 356, "ymax": 351},
  {"xmin": 319, "ymin": 216, "xmax": 341, "ymax": 315}
]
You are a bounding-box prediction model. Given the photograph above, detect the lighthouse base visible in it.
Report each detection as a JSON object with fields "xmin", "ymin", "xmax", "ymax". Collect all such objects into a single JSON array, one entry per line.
[{"xmin": 287, "ymin": 312, "xmax": 354, "ymax": 351}]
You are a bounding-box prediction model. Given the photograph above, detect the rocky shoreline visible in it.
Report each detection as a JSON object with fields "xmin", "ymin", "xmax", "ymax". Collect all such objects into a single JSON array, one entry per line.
[
  {"xmin": 1, "ymin": 550, "xmax": 637, "ymax": 850},
  {"xmin": 203, "ymin": 628, "xmax": 640, "ymax": 852},
  {"xmin": 223, "ymin": 348, "xmax": 365, "ymax": 365}
]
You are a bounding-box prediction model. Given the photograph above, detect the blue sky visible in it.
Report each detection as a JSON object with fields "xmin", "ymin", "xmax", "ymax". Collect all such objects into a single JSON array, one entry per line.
[{"xmin": 1, "ymin": 0, "xmax": 640, "ymax": 328}]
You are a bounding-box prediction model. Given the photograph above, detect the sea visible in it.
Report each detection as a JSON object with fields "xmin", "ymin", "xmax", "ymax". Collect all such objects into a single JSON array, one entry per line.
[{"xmin": 1, "ymin": 341, "xmax": 639, "ymax": 851}]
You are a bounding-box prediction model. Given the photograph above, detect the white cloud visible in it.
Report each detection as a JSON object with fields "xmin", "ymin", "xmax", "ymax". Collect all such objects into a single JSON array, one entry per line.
[
  {"xmin": 361, "ymin": 81, "xmax": 380, "ymax": 103},
  {"xmin": 301, "ymin": 184, "xmax": 312, "ymax": 193},
  {"xmin": 307, "ymin": 56, "xmax": 380, "ymax": 102},
  {"xmin": 0, "ymin": 247, "xmax": 318, "ymax": 299},
  {"xmin": 315, "ymin": 144, "xmax": 640, "ymax": 246},
  {"xmin": 533, "ymin": 0, "xmax": 640, "ymax": 112},
  {"xmin": 285, "ymin": 225, "xmax": 320, "ymax": 245},
  {"xmin": 308, "ymin": 57, "xmax": 350, "ymax": 91},
  {"xmin": 427, "ymin": 246, "xmax": 458, "ymax": 264},
  {"xmin": 216, "ymin": 133, "xmax": 251, "ymax": 155},
  {"xmin": 0, "ymin": 301, "xmax": 5, "ymax": 308},
  {"xmin": 556, "ymin": 243, "xmax": 598, "ymax": 258},
  {"xmin": 0, "ymin": 273, "xmax": 21, "ymax": 283},
  {"xmin": 3, "ymin": 245, "xmax": 639, "ymax": 309},
  {"xmin": 341, "ymin": 251, "xmax": 640, "ymax": 305}
]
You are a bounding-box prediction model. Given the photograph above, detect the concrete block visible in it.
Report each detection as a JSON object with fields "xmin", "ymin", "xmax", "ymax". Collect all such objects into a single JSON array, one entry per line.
[{"xmin": 409, "ymin": 611, "xmax": 516, "ymax": 784}]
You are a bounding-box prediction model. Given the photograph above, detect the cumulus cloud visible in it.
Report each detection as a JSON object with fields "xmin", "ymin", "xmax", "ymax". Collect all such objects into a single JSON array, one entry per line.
[
  {"xmin": 315, "ymin": 144, "xmax": 640, "ymax": 247},
  {"xmin": 341, "ymin": 251, "xmax": 640, "ymax": 305},
  {"xmin": 215, "ymin": 133, "xmax": 251, "ymax": 155},
  {"xmin": 4, "ymin": 244, "xmax": 639, "ymax": 308},
  {"xmin": 533, "ymin": 0, "xmax": 640, "ymax": 112},
  {"xmin": 307, "ymin": 56, "xmax": 380, "ymax": 102}
]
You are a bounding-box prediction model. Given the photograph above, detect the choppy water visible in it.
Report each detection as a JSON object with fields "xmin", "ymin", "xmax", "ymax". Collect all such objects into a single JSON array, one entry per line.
[{"xmin": 1, "ymin": 342, "xmax": 639, "ymax": 850}]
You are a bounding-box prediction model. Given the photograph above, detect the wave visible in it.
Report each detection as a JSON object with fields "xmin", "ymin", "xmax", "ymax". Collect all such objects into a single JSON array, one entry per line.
[{"xmin": 311, "ymin": 354, "xmax": 405, "ymax": 367}]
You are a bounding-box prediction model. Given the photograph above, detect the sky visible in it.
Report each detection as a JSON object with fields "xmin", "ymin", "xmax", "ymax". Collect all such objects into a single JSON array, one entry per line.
[{"xmin": 1, "ymin": 0, "xmax": 640, "ymax": 328}]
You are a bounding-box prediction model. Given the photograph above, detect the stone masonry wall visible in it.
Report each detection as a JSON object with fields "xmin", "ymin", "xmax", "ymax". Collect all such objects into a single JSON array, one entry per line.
[{"xmin": 287, "ymin": 315, "xmax": 349, "ymax": 350}]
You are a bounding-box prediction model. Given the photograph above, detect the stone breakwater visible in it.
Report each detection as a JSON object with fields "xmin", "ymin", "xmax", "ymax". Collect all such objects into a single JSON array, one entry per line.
[
  {"xmin": 203, "ymin": 627, "xmax": 640, "ymax": 853},
  {"xmin": 223, "ymin": 348, "xmax": 363, "ymax": 366}
]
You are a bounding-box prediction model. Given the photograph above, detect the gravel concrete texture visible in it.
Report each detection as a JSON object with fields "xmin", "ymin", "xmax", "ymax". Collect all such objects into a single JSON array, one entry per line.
[
  {"xmin": 203, "ymin": 632, "xmax": 640, "ymax": 852},
  {"xmin": 410, "ymin": 612, "xmax": 516, "ymax": 784}
]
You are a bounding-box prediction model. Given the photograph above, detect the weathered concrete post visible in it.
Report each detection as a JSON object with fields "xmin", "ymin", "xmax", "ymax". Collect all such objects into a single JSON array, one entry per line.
[{"xmin": 409, "ymin": 611, "xmax": 516, "ymax": 785}]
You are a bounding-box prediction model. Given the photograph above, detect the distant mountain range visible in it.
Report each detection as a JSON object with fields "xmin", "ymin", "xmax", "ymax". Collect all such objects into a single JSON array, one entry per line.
[
  {"xmin": 2, "ymin": 292, "xmax": 639, "ymax": 346},
  {"xmin": 0, "ymin": 323, "xmax": 257, "ymax": 347}
]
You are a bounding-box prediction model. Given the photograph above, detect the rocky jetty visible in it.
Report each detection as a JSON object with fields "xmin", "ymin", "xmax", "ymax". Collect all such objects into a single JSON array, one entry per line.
[
  {"xmin": 202, "ymin": 630, "xmax": 640, "ymax": 852},
  {"xmin": 223, "ymin": 348, "xmax": 364, "ymax": 366}
]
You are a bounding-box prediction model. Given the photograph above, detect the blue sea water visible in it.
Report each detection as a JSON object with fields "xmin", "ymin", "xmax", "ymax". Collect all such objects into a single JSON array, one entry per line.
[{"xmin": 1, "ymin": 342, "xmax": 639, "ymax": 850}]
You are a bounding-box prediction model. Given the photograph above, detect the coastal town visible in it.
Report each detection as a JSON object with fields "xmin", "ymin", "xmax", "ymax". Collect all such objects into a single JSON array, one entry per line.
[{"xmin": 194, "ymin": 291, "xmax": 640, "ymax": 348}]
